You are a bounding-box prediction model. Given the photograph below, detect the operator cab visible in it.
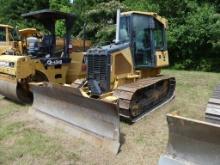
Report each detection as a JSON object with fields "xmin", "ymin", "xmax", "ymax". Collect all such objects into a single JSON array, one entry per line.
[
  {"xmin": 22, "ymin": 9, "xmax": 75, "ymax": 66},
  {"xmin": 119, "ymin": 12, "xmax": 167, "ymax": 68},
  {"xmin": 0, "ymin": 25, "xmax": 20, "ymax": 43},
  {"xmin": 0, "ymin": 24, "xmax": 22, "ymax": 55}
]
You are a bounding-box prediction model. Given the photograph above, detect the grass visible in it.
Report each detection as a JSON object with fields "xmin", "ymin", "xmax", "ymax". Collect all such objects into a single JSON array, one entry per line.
[
  {"xmin": 0, "ymin": 121, "xmax": 80, "ymax": 165},
  {"xmin": 0, "ymin": 100, "xmax": 24, "ymax": 118},
  {"xmin": 0, "ymin": 69, "xmax": 220, "ymax": 164},
  {"xmin": 0, "ymin": 100, "xmax": 80, "ymax": 165},
  {"xmin": 162, "ymin": 69, "xmax": 220, "ymax": 119}
]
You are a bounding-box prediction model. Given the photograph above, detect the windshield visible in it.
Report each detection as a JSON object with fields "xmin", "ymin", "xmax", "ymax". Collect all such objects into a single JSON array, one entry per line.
[
  {"xmin": 133, "ymin": 15, "xmax": 154, "ymax": 51},
  {"xmin": 119, "ymin": 16, "xmax": 130, "ymax": 42},
  {"xmin": 132, "ymin": 14, "xmax": 154, "ymax": 67},
  {"xmin": 0, "ymin": 27, "xmax": 6, "ymax": 42},
  {"xmin": 9, "ymin": 28, "xmax": 20, "ymax": 41}
]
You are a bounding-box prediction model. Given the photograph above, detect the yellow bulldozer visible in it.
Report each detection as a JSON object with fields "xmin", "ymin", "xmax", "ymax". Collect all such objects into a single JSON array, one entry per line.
[
  {"xmin": 0, "ymin": 24, "xmax": 21, "ymax": 55},
  {"xmin": 0, "ymin": 24, "xmax": 39, "ymax": 55},
  {"xmin": 30, "ymin": 10, "xmax": 176, "ymax": 154},
  {"xmin": 0, "ymin": 9, "xmax": 90, "ymax": 103}
]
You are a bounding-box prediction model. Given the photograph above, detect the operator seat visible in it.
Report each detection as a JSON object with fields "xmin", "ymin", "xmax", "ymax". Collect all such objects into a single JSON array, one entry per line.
[{"xmin": 27, "ymin": 35, "xmax": 53, "ymax": 57}]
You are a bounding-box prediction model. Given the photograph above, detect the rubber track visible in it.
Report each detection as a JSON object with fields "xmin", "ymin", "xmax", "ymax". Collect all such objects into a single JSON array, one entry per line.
[{"xmin": 113, "ymin": 75, "xmax": 176, "ymax": 122}]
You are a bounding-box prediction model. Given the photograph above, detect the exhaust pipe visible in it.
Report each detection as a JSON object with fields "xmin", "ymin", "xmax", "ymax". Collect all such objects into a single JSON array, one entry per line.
[{"xmin": 115, "ymin": 9, "xmax": 120, "ymax": 44}]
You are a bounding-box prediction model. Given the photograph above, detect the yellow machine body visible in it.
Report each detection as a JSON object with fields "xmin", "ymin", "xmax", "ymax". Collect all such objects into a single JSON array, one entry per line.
[
  {"xmin": 108, "ymin": 47, "xmax": 167, "ymax": 90},
  {"xmin": 0, "ymin": 41, "xmax": 87, "ymax": 81},
  {"xmin": 0, "ymin": 6, "xmax": 92, "ymax": 103},
  {"xmin": 0, "ymin": 25, "xmax": 40, "ymax": 55},
  {"xmin": 30, "ymin": 10, "xmax": 175, "ymax": 122},
  {"xmin": 76, "ymin": 11, "xmax": 175, "ymax": 121},
  {"xmin": 108, "ymin": 11, "xmax": 170, "ymax": 87},
  {"xmin": 0, "ymin": 45, "xmax": 87, "ymax": 100},
  {"xmin": 29, "ymin": 10, "xmax": 176, "ymax": 154},
  {"xmin": 0, "ymin": 24, "xmax": 21, "ymax": 55}
]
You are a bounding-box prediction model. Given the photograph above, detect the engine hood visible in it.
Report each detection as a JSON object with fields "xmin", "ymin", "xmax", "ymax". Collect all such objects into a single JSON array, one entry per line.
[{"xmin": 87, "ymin": 42, "xmax": 130, "ymax": 55}]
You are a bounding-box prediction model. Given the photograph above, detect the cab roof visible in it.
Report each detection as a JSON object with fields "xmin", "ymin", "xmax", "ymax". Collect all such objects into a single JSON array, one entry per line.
[
  {"xmin": 21, "ymin": 9, "xmax": 75, "ymax": 32},
  {"xmin": 121, "ymin": 11, "xmax": 168, "ymax": 28},
  {"xmin": 22, "ymin": 9, "xmax": 75, "ymax": 21},
  {"xmin": 19, "ymin": 28, "xmax": 40, "ymax": 37},
  {"xmin": 0, "ymin": 24, "xmax": 13, "ymax": 29}
]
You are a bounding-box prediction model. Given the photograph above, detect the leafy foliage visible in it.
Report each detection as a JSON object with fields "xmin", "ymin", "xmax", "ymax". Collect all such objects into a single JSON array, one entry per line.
[
  {"xmin": 0, "ymin": 0, "xmax": 49, "ymax": 28},
  {"xmin": 168, "ymin": 3, "xmax": 220, "ymax": 70},
  {"xmin": 0, "ymin": 0, "xmax": 219, "ymax": 71},
  {"xmin": 73, "ymin": 0, "xmax": 128, "ymax": 44}
]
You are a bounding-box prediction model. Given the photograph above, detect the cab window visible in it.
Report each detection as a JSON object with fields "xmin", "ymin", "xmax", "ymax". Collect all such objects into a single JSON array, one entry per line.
[
  {"xmin": 132, "ymin": 14, "xmax": 154, "ymax": 67},
  {"xmin": 8, "ymin": 29, "xmax": 14, "ymax": 41},
  {"xmin": 9, "ymin": 28, "xmax": 20, "ymax": 41},
  {"xmin": 119, "ymin": 16, "xmax": 130, "ymax": 42},
  {"xmin": 153, "ymin": 21, "xmax": 166, "ymax": 50},
  {"xmin": 0, "ymin": 27, "xmax": 6, "ymax": 41}
]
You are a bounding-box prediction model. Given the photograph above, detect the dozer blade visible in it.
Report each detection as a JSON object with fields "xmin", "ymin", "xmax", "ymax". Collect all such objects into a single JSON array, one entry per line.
[
  {"xmin": 29, "ymin": 82, "xmax": 120, "ymax": 154},
  {"xmin": 159, "ymin": 114, "xmax": 220, "ymax": 165},
  {"xmin": 206, "ymin": 84, "xmax": 220, "ymax": 122}
]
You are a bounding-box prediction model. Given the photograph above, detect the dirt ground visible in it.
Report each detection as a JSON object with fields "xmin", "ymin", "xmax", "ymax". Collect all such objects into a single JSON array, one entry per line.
[{"xmin": 0, "ymin": 70, "xmax": 220, "ymax": 165}]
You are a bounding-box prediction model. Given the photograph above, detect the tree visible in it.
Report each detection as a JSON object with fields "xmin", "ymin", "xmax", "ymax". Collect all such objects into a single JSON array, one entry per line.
[
  {"xmin": 0, "ymin": 0, "xmax": 49, "ymax": 28},
  {"xmin": 123, "ymin": 0, "xmax": 159, "ymax": 12},
  {"xmin": 0, "ymin": 0, "xmax": 219, "ymax": 71},
  {"xmin": 77, "ymin": 0, "xmax": 128, "ymax": 43},
  {"xmin": 168, "ymin": 3, "xmax": 220, "ymax": 71}
]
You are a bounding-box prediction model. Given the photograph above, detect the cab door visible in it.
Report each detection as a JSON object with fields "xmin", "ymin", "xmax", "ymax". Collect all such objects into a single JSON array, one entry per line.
[{"xmin": 131, "ymin": 14, "xmax": 155, "ymax": 68}]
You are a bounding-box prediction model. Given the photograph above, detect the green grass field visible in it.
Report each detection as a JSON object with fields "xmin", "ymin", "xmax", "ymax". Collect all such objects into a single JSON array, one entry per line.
[{"xmin": 0, "ymin": 70, "xmax": 220, "ymax": 165}]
